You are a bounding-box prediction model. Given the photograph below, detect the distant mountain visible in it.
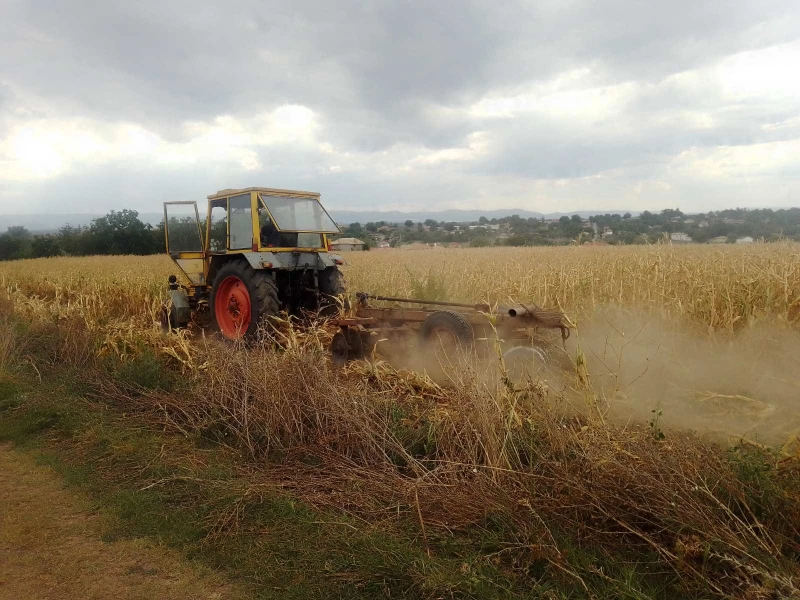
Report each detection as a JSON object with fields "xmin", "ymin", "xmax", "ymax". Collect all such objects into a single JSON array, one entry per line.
[
  {"xmin": 327, "ymin": 209, "xmax": 638, "ymax": 224},
  {"xmin": 328, "ymin": 208, "xmax": 546, "ymax": 224},
  {"xmin": 328, "ymin": 209, "xmax": 638, "ymax": 224},
  {"xmin": 0, "ymin": 208, "xmax": 639, "ymax": 233}
]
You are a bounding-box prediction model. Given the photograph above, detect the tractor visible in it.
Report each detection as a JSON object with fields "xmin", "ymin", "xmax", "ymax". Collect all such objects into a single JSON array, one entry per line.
[{"xmin": 163, "ymin": 187, "xmax": 347, "ymax": 339}]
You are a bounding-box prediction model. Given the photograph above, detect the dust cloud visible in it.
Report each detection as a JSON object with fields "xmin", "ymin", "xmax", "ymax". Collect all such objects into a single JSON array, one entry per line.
[
  {"xmin": 372, "ymin": 307, "xmax": 800, "ymax": 449},
  {"xmin": 563, "ymin": 307, "xmax": 800, "ymax": 448}
]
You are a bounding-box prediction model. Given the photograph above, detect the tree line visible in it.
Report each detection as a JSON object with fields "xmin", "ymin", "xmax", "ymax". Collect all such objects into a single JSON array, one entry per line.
[
  {"xmin": 586, "ymin": 207, "xmax": 800, "ymax": 244},
  {"xmin": 3, "ymin": 206, "xmax": 800, "ymax": 261},
  {"xmin": 0, "ymin": 210, "xmax": 164, "ymax": 261},
  {"xmin": 339, "ymin": 207, "xmax": 800, "ymax": 247}
]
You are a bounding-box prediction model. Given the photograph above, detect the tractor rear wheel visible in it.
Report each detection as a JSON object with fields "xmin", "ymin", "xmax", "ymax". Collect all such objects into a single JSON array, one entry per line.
[
  {"xmin": 419, "ymin": 310, "xmax": 474, "ymax": 355},
  {"xmin": 318, "ymin": 266, "xmax": 348, "ymax": 317},
  {"xmin": 210, "ymin": 261, "xmax": 279, "ymax": 340}
]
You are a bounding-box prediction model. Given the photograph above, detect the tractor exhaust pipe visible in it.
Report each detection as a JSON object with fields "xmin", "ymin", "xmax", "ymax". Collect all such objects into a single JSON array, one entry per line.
[
  {"xmin": 507, "ymin": 305, "xmax": 530, "ymax": 317},
  {"xmin": 507, "ymin": 304, "xmax": 573, "ymax": 341}
]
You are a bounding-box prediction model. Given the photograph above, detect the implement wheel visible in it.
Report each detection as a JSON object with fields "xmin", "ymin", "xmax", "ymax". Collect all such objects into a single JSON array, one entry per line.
[
  {"xmin": 210, "ymin": 261, "xmax": 279, "ymax": 340},
  {"xmin": 503, "ymin": 346, "xmax": 548, "ymax": 383},
  {"xmin": 419, "ymin": 310, "xmax": 474, "ymax": 355}
]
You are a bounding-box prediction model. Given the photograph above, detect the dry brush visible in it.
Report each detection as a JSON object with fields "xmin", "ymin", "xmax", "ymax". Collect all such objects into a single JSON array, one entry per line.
[{"xmin": 1, "ymin": 244, "xmax": 799, "ymax": 598}]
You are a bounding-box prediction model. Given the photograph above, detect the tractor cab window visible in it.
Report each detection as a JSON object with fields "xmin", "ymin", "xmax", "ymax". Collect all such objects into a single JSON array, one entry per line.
[
  {"xmin": 259, "ymin": 194, "xmax": 339, "ymax": 233},
  {"xmin": 208, "ymin": 200, "xmax": 227, "ymax": 252},
  {"xmin": 297, "ymin": 232, "xmax": 323, "ymax": 248},
  {"xmin": 259, "ymin": 194, "xmax": 337, "ymax": 249},
  {"xmin": 258, "ymin": 210, "xmax": 282, "ymax": 247},
  {"xmin": 228, "ymin": 193, "xmax": 252, "ymax": 250},
  {"xmin": 164, "ymin": 202, "xmax": 203, "ymax": 253},
  {"xmin": 258, "ymin": 204, "xmax": 293, "ymax": 248},
  {"xmin": 258, "ymin": 200, "xmax": 324, "ymax": 248}
]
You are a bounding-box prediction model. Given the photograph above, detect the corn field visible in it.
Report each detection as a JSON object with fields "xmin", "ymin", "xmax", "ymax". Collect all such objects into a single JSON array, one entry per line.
[
  {"xmin": 344, "ymin": 243, "xmax": 800, "ymax": 331},
  {"xmin": 1, "ymin": 244, "xmax": 799, "ymax": 599},
  {"xmin": 4, "ymin": 243, "xmax": 798, "ymax": 332}
]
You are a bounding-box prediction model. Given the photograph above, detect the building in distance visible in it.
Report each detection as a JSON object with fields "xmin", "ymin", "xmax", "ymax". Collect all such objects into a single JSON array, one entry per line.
[
  {"xmin": 330, "ymin": 237, "xmax": 365, "ymax": 251},
  {"xmin": 670, "ymin": 232, "xmax": 692, "ymax": 243}
]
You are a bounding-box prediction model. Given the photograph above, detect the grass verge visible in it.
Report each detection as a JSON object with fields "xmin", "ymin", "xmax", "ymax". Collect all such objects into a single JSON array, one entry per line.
[
  {"xmin": 0, "ymin": 373, "xmax": 554, "ymax": 599},
  {"xmin": 0, "ymin": 306, "xmax": 798, "ymax": 599}
]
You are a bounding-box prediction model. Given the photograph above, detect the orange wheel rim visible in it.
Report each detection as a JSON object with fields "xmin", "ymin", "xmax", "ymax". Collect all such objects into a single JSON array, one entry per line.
[{"xmin": 215, "ymin": 276, "xmax": 251, "ymax": 339}]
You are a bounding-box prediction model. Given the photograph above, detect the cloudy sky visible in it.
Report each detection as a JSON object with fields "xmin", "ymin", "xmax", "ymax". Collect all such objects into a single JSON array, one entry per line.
[{"xmin": 1, "ymin": 0, "xmax": 799, "ymax": 215}]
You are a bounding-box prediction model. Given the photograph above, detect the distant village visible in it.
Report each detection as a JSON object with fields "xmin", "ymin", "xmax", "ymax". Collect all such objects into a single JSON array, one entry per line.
[
  {"xmin": 331, "ymin": 207, "xmax": 800, "ymax": 251},
  {"xmin": 1, "ymin": 206, "xmax": 798, "ymax": 261}
]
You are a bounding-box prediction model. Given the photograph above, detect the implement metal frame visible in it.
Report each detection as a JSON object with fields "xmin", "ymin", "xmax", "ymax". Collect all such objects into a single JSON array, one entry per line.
[{"xmin": 330, "ymin": 291, "xmax": 571, "ymax": 363}]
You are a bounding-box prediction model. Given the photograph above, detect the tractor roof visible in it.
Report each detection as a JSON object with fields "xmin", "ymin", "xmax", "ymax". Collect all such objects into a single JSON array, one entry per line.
[{"xmin": 207, "ymin": 187, "xmax": 321, "ymax": 200}]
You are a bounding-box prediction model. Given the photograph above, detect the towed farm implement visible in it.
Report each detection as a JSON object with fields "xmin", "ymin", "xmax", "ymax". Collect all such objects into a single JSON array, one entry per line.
[
  {"xmin": 162, "ymin": 186, "xmax": 572, "ymax": 367},
  {"xmin": 329, "ymin": 293, "xmax": 572, "ymax": 366}
]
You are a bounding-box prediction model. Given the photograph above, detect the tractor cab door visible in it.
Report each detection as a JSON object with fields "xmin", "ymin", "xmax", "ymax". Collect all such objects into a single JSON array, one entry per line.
[{"xmin": 164, "ymin": 201, "xmax": 206, "ymax": 286}]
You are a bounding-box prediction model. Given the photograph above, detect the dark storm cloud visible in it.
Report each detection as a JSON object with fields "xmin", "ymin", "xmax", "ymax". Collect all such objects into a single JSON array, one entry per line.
[
  {"xmin": 4, "ymin": 1, "xmax": 795, "ymax": 137},
  {"xmin": 1, "ymin": 0, "xmax": 799, "ymax": 212}
]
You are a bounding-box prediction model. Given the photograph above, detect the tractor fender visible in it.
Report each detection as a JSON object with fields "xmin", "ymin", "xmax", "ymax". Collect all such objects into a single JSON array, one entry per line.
[
  {"xmin": 318, "ymin": 253, "xmax": 343, "ymax": 268},
  {"xmin": 243, "ymin": 252, "xmax": 279, "ymax": 270}
]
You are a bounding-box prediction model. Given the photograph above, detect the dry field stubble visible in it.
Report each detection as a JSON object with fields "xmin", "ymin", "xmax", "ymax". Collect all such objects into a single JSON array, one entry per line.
[
  {"xmin": 345, "ymin": 244, "xmax": 800, "ymax": 446},
  {"xmin": 1, "ymin": 243, "xmax": 799, "ymax": 598},
  {"xmin": 344, "ymin": 243, "xmax": 800, "ymax": 329},
  {"xmin": 2, "ymin": 242, "xmax": 798, "ymax": 329},
  {"xmin": 1, "ymin": 243, "xmax": 799, "ymax": 447},
  {"xmin": 1, "ymin": 244, "xmax": 799, "ymax": 446}
]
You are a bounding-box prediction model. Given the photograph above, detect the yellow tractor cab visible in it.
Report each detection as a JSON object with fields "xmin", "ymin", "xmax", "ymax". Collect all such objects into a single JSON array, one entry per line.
[{"xmin": 163, "ymin": 187, "xmax": 347, "ymax": 339}]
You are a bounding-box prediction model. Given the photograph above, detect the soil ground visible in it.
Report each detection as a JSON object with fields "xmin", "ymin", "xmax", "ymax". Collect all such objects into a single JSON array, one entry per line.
[{"xmin": 0, "ymin": 443, "xmax": 246, "ymax": 600}]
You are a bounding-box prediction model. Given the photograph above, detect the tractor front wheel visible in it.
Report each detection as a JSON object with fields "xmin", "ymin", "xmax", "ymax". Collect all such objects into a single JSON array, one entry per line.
[{"xmin": 210, "ymin": 261, "xmax": 279, "ymax": 340}]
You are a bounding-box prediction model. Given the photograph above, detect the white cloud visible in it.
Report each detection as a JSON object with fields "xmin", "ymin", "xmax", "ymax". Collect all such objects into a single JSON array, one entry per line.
[
  {"xmin": 0, "ymin": 119, "xmax": 115, "ymax": 180},
  {"xmin": 717, "ymin": 40, "xmax": 800, "ymax": 100},
  {"xmin": 674, "ymin": 139, "xmax": 800, "ymax": 179},
  {"xmin": 762, "ymin": 115, "xmax": 800, "ymax": 132},
  {"xmin": 0, "ymin": 104, "xmax": 323, "ymax": 181},
  {"xmin": 468, "ymin": 69, "xmax": 634, "ymax": 121},
  {"xmin": 410, "ymin": 132, "xmax": 491, "ymax": 167}
]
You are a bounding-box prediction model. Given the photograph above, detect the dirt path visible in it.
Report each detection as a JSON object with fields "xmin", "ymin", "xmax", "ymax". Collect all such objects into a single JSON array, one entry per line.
[{"xmin": 0, "ymin": 444, "xmax": 246, "ymax": 600}]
